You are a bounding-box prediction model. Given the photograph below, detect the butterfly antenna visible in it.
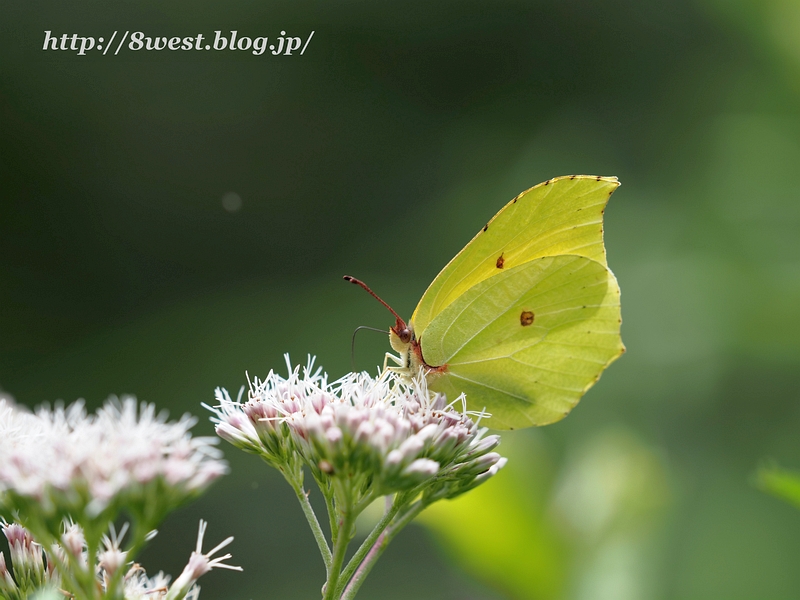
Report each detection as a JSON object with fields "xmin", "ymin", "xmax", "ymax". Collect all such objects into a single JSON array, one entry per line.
[
  {"xmin": 350, "ymin": 325, "xmax": 390, "ymax": 371},
  {"xmin": 343, "ymin": 276, "xmax": 407, "ymax": 328}
]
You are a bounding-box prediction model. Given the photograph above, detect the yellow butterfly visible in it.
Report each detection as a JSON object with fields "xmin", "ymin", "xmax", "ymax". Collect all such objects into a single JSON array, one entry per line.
[{"xmin": 346, "ymin": 175, "xmax": 624, "ymax": 429}]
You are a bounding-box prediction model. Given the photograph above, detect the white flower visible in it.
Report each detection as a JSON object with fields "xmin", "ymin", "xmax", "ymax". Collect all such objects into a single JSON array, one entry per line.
[
  {"xmin": 165, "ymin": 520, "xmax": 242, "ymax": 600},
  {"xmin": 122, "ymin": 566, "xmax": 173, "ymax": 600},
  {"xmin": 0, "ymin": 521, "xmax": 56, "ymax": 594},
  {"xmin": 0, "ymin": 396, "xmax": 228, "ymax": 524},
  {"xmin": 60, "ymin": 520, "xmax": 87, "ymax": 567},
  {"xmin": 0, "ymin": 551, "xmax": 16, "ymax": 592},
  {"xmin": 207, "ymin": 356, "xmax": 506, "ymax": 501},
  {"xmin": 97, "ymin": 523, "xmax": 129, "ymax": 579},
  {"xmin": 0, "ymin": 519, "xmax": 237, "ymax": 600},
  {"xmin": 0, "ymin": 393, "xmax": 237, "ymax": 600},
  {"xmin": 99, "ymin": 522, "xmax": 216, "ymax": 600}
]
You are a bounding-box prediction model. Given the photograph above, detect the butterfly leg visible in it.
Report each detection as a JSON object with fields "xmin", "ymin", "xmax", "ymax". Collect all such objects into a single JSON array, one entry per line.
[
  {"xmin": 383, "ymin": 351, "xmax": 404, "ymax": 372},
  {"xmin": 384, "ymin": 352, "xmax": 418, "ymax": 386}
]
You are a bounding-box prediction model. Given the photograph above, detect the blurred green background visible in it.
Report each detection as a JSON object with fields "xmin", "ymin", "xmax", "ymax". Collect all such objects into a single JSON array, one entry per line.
[{"xmin": 2, "ymin": 0, "xmax": 800, "ymax": 598}]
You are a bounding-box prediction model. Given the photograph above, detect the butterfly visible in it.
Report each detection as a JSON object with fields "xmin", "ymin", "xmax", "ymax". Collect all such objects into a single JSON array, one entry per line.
[{"xmin": 345, "ymin": 175, "xmax": 624, "ymax": 429}]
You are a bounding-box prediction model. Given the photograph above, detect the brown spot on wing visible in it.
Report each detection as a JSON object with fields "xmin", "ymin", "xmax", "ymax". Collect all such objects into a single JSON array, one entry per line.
[
  {"xmin": 483, "ymin": 223, "xmax": 488, "ymax": 232},
  {"xmin": 496, "ymin": 253, "xmax": 505, "ymax": 269},
  {"xmin": 520, "ymin": 311, "xmax": 534, "ymax": 326}
]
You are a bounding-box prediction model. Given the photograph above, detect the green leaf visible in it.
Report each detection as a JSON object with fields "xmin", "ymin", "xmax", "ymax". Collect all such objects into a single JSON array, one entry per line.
[{"xmin": 757, "ymin": 464, "xmax": 800, "ymax": 509}]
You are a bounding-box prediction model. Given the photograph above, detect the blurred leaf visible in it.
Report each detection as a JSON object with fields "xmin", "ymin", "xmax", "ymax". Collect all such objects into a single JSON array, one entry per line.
[
  {"xmin": 420, "ymin": 432, "xmax": 566, "ymax": 600},
  {"xmin": 419, "ymin": 428, "xmax": 670, "ymax": 600},
  {"xmin": 757, "ymin": 464, "xmax": 800, "ymax": 509},
  {"xmin": 552, "ymin": 429, "xmax": 671, "ymax": 541},
  {"xmin": 552, "ymin": 430, "xmax": 670, "ymax": 600}
]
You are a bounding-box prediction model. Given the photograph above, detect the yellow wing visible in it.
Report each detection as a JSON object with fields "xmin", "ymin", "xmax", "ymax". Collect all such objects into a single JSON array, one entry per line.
[
  {"xmin": 421, "ymin": 255, "xmax": 624, "ymax": 429},
  {"xmin": 411, "ymin": 175, "xmax": 619, "ymax": 336}
]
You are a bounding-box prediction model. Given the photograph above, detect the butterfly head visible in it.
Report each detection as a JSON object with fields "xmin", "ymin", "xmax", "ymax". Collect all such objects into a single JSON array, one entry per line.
[
  {"xmin": 344, "ymin": 275, "xmax": 415, "ymax": 349},
  {"xmin": 343, "ymin": 275, "xmax": 430, "ymax": 371},
  {"xmin": 389, "ymin": 319, "xmax": 414, "ymax": 353}
]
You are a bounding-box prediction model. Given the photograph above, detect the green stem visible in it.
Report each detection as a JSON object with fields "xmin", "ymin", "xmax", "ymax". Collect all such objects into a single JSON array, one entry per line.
[
  {"xmin": 54, "ymin": 555, "xmax": 86, "ymax": 599},
  {"xmin": 340, "ymin": 501, "xmax": 427, "ymax": 600},
  {"xmin": 322, "ymin": 506, "xmax": 355, "ymax": 600},
  {"xmin": 335, "ymin": 497, "xmax": 400, "ymax": 596},
  {"xmin": 352, "ymin": 492, "xmax": 378, "ymax": 518},
  {"xmin": 289, "ymin": 477, "xmax": 332, "ymax": 571},
  {"xmin": 313, "ymin": 471, "xmax": 339, "ymax": 549},
  {"xmin": 83, "ymin": 540, "xmax": 100, "ymax": 599}
]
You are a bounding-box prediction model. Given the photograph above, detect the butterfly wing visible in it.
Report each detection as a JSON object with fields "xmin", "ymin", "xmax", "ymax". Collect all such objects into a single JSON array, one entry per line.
[
  {"xmin": 421, "ymin": 255, "xmax": 623, "ymax": 429},
  {"xmin": 411, "ymin": 176, "xmax": 619, "ymax": 336}
]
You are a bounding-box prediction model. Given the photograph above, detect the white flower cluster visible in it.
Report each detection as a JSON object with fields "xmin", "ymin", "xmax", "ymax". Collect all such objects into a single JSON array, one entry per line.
[
  {"xmin": 0, "ymin": 521, "xmax": 56, "ymax": 595},
  {"xmin": 0, "ymin": 519, "xmax": 239, "ymax": 600},
  {"xmin": 208, "ymin": 357, "xmax": 506, "ymax": 503},
  {"xmin": 0, "ymin": 396, "xmax": 228, "ymax": 521}
]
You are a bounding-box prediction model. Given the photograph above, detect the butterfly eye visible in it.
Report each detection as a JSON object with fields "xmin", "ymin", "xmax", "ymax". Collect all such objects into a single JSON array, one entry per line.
[{"xmin": 397, "ymin": 327, "xmax": 413, "ymax": 344}]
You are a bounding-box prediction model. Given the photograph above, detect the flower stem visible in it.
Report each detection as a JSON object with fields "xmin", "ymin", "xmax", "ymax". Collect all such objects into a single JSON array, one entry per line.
[
  {"xmin": 289, "ymin": 477, "xmax": 332, "ymax": 572},
  {"xmin": 352, "ymin": 491, "xmax": 378, "ymax": 517},
  {"xmin": 340, "ymin": 500, "xmax": 427, "ymax": 600},
  {"xmin": 313, "ymin": 472, "xmax": 338, "ymax": 549},
  {"xmin": 322, "ymin": 507, "xmax": 355, "ymax": 600},
  {"xmin": 335, "ymin": 497, "xmax": 400, "ymax": 596}
]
